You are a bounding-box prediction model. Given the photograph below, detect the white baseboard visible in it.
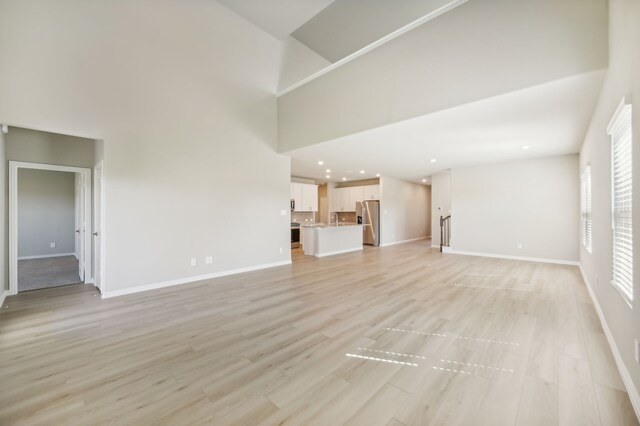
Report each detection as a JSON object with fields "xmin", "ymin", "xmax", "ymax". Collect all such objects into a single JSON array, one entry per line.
[
  {"xmin": 316, "ymin": 247, "xmax": 363, "ymax": 257},
  {"xmin": 447, "ymin": 249, "xmax": 579, "ymax": 266},
  {"xmin": 579, "ymin": 264, "xmax": 640, "ymax": 420},
  {"xmin": 18, "ymin": 252, "xmax": 75, "ymax": 260},
  {"xmin": 101, "ymin": 260, "xmax": 292, "ymax": 299},
  {"xmin": 0, "ymin": 290, "xmax": 8, "ymax": 308},
  {"xmin": 380, "ymin": 237, "xmax": 427, "ymax": 247}
]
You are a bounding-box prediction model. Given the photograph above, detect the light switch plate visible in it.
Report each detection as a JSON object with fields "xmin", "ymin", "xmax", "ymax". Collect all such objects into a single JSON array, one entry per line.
[
  {"xmin": 280, "ymin": 209, "xmax": 287, "ymax": 216},
  {"xmin": 190, "ymin": 258, "xmax": 197, "ymax": 266},
  {"xmin": 205, "ymin": 256, "xmax": 213, "ymax": 264}
]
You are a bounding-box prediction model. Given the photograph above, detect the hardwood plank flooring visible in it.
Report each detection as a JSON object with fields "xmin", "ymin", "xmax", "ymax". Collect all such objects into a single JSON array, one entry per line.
[{"xmin": 0, "ymin": 240, "xmax": 637, "ymax": 425}]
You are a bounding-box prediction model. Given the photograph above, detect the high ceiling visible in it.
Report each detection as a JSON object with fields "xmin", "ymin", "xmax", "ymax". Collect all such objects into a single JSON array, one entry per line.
[
  {"xmin": 292, "ymin": 0, "xmax": 455, "ymax": 62},
  {"xmin": 216, "ymin": 0, "xmax": 337, "ymax": 40},
  {"xmin": 217, "ymin": 0, "xmax": 458, "ymax": 62},
  {"xmin": 219, "ymin": 0, "xmax": 607, "ymax": 186},
  {"xmin": 286, "ymin": 71, "xmax": 605, "ymax": 184}
]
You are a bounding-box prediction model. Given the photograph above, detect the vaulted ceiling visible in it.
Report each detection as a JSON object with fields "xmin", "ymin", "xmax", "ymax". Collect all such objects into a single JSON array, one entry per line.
[
  {"xmin": 217, "ymin": 0, "xmax": 455, "ymax": 62},
  {"xmin": 218, "ymin": 0, "xmax": 609, "ymax": 185}
]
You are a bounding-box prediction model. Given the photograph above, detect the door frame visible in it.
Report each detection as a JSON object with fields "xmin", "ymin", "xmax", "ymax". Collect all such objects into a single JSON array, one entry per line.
[
  {"xmin": 9, "ymin": 161, "xmax": 93, "ymax": 295},
  {"xmin": 93, "ymin": 161, "xmax": 105, "ymax": 292}
]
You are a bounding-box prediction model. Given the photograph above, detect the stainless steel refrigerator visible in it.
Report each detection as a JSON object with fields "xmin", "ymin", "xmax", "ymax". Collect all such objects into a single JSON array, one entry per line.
[{"xmin": 357, "ymin": 200, "xmax": 380, "ymax": 246}]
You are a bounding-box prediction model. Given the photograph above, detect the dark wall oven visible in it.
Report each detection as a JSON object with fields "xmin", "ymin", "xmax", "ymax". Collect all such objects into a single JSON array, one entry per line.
[{"xmin": 291, "ymin": 226, "xmax": 300, "ymax": 248}]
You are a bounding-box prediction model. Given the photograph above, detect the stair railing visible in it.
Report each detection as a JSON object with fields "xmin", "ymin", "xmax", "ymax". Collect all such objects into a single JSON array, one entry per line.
[{"xmin": 440, "ymin": 215, "xmax": 451, "ymax": 252}]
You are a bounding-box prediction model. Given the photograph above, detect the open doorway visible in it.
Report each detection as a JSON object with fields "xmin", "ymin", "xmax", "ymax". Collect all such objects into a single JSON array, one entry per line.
[{"xmin": 9, "ymin": 162, "xmax": 92, "ymax": 294}]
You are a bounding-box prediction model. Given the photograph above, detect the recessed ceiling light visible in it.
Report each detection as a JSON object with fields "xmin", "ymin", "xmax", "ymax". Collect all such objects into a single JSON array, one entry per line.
[
  {"xmin": 342, "ymin": 177, "xmax": 347, "ymax": 181},
  {"xmin": 430, "ymin": 158, "xmax": 437, "ymax": 163},
  {"xmin": 521, "ymin": 145, "xmax": 530, "ymax": 150},
  {"xmin": 318, "ymin": 160, "xmax": 324, "ymax": 165},
  {"xmin": 376, "ymin": 173, "xmax": 380, "ymax": 177},
  {"xmin": 326, "ymin": 169, "xmax": 331, "ymax": 173},
  {"xmin": 422, "ymin": 179, "xmax": 427, "ymax": 183},
  {"xmin": 360, "ymin": 170, "xmax": 365, "ymax": 174},
  {"xmin": 326, "ymin": 175, "xmax": 331, "ymax": 179}
]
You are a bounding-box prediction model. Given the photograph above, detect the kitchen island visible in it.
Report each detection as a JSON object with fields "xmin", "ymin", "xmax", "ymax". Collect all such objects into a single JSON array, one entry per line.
[{"xmin": 301, "ymin": 223, "xmax": 364, "ymax": 257}]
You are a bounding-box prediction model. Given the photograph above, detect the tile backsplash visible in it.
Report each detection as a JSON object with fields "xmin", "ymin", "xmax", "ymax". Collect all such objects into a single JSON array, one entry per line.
[
  {"xmin": 292, "ymin": 211, "xmax": 356, "ymax": 224},
  {"xmin": 291, "ymin": 212, "xmax": 315, "ymax": 223},
  {"xmin": 336, "ymin": 212, "xmax": 356, "ymax": 223}
]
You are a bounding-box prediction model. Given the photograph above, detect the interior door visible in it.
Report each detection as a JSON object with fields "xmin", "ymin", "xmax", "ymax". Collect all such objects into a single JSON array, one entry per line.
[
  {"xmin": 93, "ymin": 162, "xmax": 103, "ymax": 290},
  {"xmin": 74, "ymin": 175, "xmax": 81, "ymax": 260},
  {"xmin": 76, "ymin": 173, "xmax": 85, "ymax": 282}
]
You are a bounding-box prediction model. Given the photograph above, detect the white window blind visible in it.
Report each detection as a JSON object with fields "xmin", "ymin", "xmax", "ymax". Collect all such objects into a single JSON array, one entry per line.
[
  {"xmin": 608, "ymin": 100, "xmax": 633, "ymax": 303},
  {"xmin": 581, "ymin": 165, "xmax": 592, "ymax": 253}
]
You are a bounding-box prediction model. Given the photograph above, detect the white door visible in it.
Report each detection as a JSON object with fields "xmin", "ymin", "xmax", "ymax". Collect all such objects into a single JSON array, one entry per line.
[
  {"xmin": 93, "ymin": 162, "xmax": 103, "ymax": 290},
  {"xmin": 75, "ymin": 173, "xmax": 85, "ymax": 282},
  {"xmin": 74, "ymin": 175, "xmax": 81, "ymax": 260}
]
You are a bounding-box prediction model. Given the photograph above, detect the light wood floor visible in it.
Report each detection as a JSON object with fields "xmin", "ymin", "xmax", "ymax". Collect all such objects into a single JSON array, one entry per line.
[{"xmin": 1, "ymin": 241, "xmax": 638, "ymax": 425}]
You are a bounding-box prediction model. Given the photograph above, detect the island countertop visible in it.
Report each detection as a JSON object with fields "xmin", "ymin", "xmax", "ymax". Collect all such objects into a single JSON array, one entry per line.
[
  {"xmin": 300, "ymin": 223, "xmax": 363, "ymax": 257},
  {"xmin": 299, "ymin": 223, "xmax": 368, "ymax": 229}
]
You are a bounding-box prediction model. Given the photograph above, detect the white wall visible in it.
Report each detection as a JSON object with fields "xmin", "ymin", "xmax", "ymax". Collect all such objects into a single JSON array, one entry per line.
[
  {"xmin": 278, "ymin": 0, "xmax": 608, "ymax": 152},
  {"xmin": 450, "ymin": 155, "xmax": 579, "ymax": 261},
  {"xmin": 0, "ymin": 0, "xmax": 291, "ymax": 295},
  {"xmin": 18, "ymin": 169, "xmax": 75, "ymax": 258},
  {"xmin": 379, "ymin": 176, "xmax": 430, "ymax": 245},
  {"xmin": 431, "ymin": 170, "xmax": 451, "ymax": 247},
  {"xmin": 278, "ymin": 37, "xmax": 331, "ymax": 93},
  {"xmin": 6, "ymin": 127, "xmax": 95, "ymax": 167},
  {"xmin": 580, "ymin": 0, "xmax": 640, "ymax": 404}
]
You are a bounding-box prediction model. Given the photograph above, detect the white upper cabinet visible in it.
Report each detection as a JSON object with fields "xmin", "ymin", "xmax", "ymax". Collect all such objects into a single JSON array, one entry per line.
[
  {"xmin": 302, "ymin": 183, "xmax": 318, "ymax": 212},
  {"xmin": 291, "ymin": 182, "xmax": 317, "ymax": 212},
  {"xmin": 332, "ymin": 184, "xmax": 379, "ymax": 212},
  {"xmin": 336, "ymin": 187, "xmax": 350, "ymax": 212},
  {"xmin": 363, "ymin": 184, "xmax": 380, "ymax": 200},
  {"xmin": 291, "ymin": 182, "xmax": 303, "ymax": 211},
  {"xmin": 349, "ymin": 186, "xmax": 364, "ymax": 207}
]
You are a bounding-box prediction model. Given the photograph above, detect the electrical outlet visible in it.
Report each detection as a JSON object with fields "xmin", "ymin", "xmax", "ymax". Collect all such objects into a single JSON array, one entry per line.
[
  {"xmin": 280, "ymin": 209, "xmax": 287, "ymax": 216},
  {"xmin": 279, "ymin": 247, "xmax": 283, "ymax": 254},
  {"xmin": 50, "ymin": 242, "xmax": 56, "ymax": 248},
  {"xmin": 190, "ymin": 258, "xmax": 197, "ymax": 267},
  {"xmin": 635, "ymin": 339, "xmax": 639, "ymax": 364},
  {"xmin": 517, "ymin": 243, "xmax": 522, "ymax": 249},
  {"xmin": 205, "ymin": 256, "xmax": 213, "ymax": 265}
]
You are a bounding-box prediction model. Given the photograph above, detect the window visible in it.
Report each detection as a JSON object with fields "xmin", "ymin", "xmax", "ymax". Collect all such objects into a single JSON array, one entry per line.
[
  {"xmin": 581, "ymin": 165, "xmax": 592, "ymax": 253},
  {"xmin": 607, "ymin": 99, "xmax": 633, "ymax": 303}
]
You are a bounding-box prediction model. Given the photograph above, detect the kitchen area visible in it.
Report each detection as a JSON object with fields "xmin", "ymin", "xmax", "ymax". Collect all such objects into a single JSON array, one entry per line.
[{"xmin": 291, "ymin": 178, "xmax": 380, "ymax": 258}]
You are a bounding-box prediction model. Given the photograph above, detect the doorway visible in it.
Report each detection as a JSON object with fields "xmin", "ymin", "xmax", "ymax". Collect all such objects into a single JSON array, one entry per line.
[{"xmin": 9, "ymin": 162, "xmax": 93, "ymax": 294}]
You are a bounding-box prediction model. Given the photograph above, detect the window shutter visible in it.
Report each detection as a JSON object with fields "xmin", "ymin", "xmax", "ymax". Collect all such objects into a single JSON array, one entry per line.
[
  {"xmin": 608, "ymin": 101, "xmax": 633, "ymax": 302},
  {"xmin": 582, "ymin": 166, "xmax": 592, "ymax": 253}
]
